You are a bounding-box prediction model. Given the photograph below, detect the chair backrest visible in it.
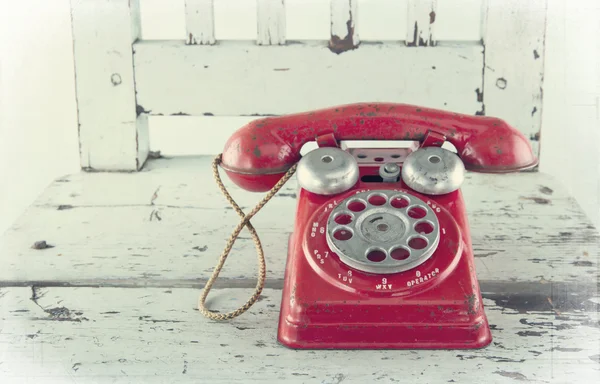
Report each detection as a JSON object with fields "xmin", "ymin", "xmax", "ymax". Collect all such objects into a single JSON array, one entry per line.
[{"xmin": 70, "ymin": 0, "xmax": 547, "ymax": 171}]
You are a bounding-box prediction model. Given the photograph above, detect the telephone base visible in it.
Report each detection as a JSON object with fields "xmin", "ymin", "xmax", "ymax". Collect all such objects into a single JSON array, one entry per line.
[
  {"xmin": 276, "ymin": 179, "xmax": 493, "ymax": 350},
  {"xmin": 277, "ymin": 262, "xmax": 492, "ymax": 350},
  {"xmin": 277, "ymin": 320, "xmax": 492, "ymax": 350}
]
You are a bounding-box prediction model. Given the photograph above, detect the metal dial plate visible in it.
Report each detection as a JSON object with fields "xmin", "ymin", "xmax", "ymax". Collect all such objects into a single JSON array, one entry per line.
[{"xmin": 326, "ymin": 190, "xmax": 440, "ymax": 274}]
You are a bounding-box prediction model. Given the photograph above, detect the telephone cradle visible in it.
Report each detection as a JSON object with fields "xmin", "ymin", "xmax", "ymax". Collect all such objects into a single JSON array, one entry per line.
[{"xmin": 203, "ymin": 103, "xmax": 538, "ymax": 350}]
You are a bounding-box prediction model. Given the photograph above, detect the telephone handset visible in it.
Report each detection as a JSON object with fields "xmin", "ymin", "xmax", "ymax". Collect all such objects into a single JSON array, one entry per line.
[
  {"xmin": 219, "ymin": 103, "xmax": 537, "ymax": 192},
  {"xmin": 201, "ymin": 103, "xmax": 538, "ymax": 350}
]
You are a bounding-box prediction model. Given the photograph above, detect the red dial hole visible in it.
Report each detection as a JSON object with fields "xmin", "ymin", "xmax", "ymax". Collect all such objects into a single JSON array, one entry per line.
[
  {"xmin": 368, "ymin": 194, "xmax": 387, "ymax": 206},
  {"xmin": 408, "ymin": 206, "xmax": 427, "ymax": 219},
  {"xmin": 414, "ymin": 221, "xmax": 434, "ymax": 234},
  {"xmin": 334, "ymin": 213, "xmax": 353, "ymax": 225},
  {"xmin": 374, "ymin": 157, "xmax": 384, "ymax": 162},
  {"xmin": 348, "ymin": 200, "xmax": 366, "ymax": 212},
  {"xmin": 408, "ymin": 237, "xmax": 428, "ymax": 250},
  {"xmin": 390, "ymin": 247, "xmax": 410, "ymax": 260},
  {"xmin": 366, "ymin": 249, "xmax": 386, "ymax": 262},
  {"xmin": 391, "ymin": 197, "xmax": 409, "ymax": 208},
  {"xmin": 333, "ymin": 229, "xmax": 353, "ymax": 241}
]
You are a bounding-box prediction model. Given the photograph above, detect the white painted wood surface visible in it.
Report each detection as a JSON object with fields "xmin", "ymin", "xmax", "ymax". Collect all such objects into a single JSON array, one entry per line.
[
  {"xmin": 69, "ymin": 0, "xmax": 547, "ymax": 170},
  {"xmin": 1, "ymin": 287, "xmax": 599, "ymax": 383},
  {"xmin": 0, "ymin": 155, "xmax": 598, "ymax": 381},
  {"xmin": 406, "ymin": 0, "xmax": 437, "ymax": 46},
  {"xmin": 482, "ymin": 0, "xmax": 547, "ymax": 157},
  {"xmin": 185, "ymin": 0, "xmax": 215, "ymax": 45},
  {"xmin": 257, "ymin": 0, "xmax": 286, "ymax": 45},
  {"xmin": 0, "ymin": 156, "xmax": 597, "ymax": 286},
  {"xmin": 133, "ymin": 41, "xmax": 483, "ymax": 116},
  {"xmin": 70, "ymin": 0, "xmax": 149, "ymax": 171},
  {"xmin": 329, "ymin": 0, "xmax": 359, "ymax": 53}
]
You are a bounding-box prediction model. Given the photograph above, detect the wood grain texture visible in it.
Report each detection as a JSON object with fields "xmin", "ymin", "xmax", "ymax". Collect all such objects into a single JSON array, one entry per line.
[
  {"xmin": 70, "ymin": 0, "xmax": 148, "ymax": 171},
  {"xmin": 483, "ymin": 0, "xmax": 547, "ymax": 158},
  {"xmin": 185, "ymin": 0, "xmax": 215, "ymax": 45},
  {"xmin": 407, "ymin": 0, "xmax": 437, "ymax": 46},
  {"xmin": 133, "ymin": 41, "xmax": 483, "ymax": 116},
  {"xmin": 0, "ymin": 287, "xmax": 598, "ymax": 383},
  {"xmin": 257, "ymin": 0, "xmax": 286, "ymax": 45},
  {"xmin": 0, "ymin": 156, "xmax": 597, "ymax": 286}
]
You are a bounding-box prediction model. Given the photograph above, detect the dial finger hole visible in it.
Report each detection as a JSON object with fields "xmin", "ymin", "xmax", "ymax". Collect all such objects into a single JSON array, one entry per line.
[
  {"xmin": 390, "ymin": 154, "xmax": 401, "ymax": 159},
  {"xmin": 368, "ymin": 193, "xmax": 387, "ymax": 206},
  {"xmin": 357, "ymin": 153, "xmax": 367, "ymax": 159},
  {"xmin": 374, "ymin": 157, "xmax": 385, "ymax": 162},
  {"xmin": 408, "ymin": 236, "xmax": 428, "ymax": 250},
  {"xmin": 390, "ymin": 196, "xmax": 409, "ymax": 209},
  {"xmin": 366, "ymin": 249, "xmax": 387, "ymax": 262},
  {"xmin": 414, "ymin": 221, "xmax": 434, "ymax": 234},
  {"xmin": 347, "ymin": 199, "xmax": 366, "ymax": 212},
  {"xmin": 333, "ymin": 228, "xmax": 353, "ymax": 241},
  {"xmin": 390, "ymin": 247, "xmax": 410, "ymax": 260},
  {"xmin": 334, "ymin": 212, "xmax": 354, "ymax": 225},
  {"xmin": 408, "ymin": 206, "xmax": 427, "ymax": 219}
]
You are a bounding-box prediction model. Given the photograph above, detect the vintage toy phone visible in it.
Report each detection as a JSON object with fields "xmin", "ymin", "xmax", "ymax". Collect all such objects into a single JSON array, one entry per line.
[{"xmin": 200, "ymin": 103, "xmax": 538, "ymax": 350}]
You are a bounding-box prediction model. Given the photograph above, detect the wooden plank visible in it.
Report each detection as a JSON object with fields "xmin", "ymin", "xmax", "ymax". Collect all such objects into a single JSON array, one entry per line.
[
  {"xmin": 0, "ymin": 287, "xmax": 599, "ymax": 382},
  {"xmin": 434, "ymin": 0, "xmax": 482, "ymax": 41},
  {"xmin": 483, "ymin": 0, "xmax": 547, "ymax": 158},
  {"xmin": 285, "ymin": 0, "xmax": 330, "ymax": 40},
  {"xmin": 185, "ymin": 0, "xmax": 216, "ymax": 45},
  {"xmin": 0, "ymin": 156, "xmax": 597, "ymax": 285},
  {"xmin": 70, "ymin": 0, "xmax": 149, "ymax": 171},
  {"xmin": 256, "ymin": 0, "xmax": 286, "ymax": 45},
  {"xmin": 329, "ymin": 0, "xmax": 359, "ymax": 53},
  {"xmin": 133, "ymin": 41, "xmax": 483, "ymax": 116},
  {"xmin": 406, "ymin": 0, "xmax": 437, "ymax": 46}
]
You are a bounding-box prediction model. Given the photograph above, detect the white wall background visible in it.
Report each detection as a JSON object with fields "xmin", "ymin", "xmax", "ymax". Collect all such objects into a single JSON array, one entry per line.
[{"xmin": 0, "ymin": 0, "xmax": 598, "ymax": 235}]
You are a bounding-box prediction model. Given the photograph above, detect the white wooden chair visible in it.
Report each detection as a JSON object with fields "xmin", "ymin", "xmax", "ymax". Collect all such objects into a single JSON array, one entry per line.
[{"xmin": 0, "ymin": 1, "xmax": 598, "ymax": 382}]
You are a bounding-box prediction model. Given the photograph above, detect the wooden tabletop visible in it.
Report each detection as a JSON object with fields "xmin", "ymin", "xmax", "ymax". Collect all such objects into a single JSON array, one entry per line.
[{"xmin": 1, "ymin": 156, "xmax": 599, "ymax": 383}]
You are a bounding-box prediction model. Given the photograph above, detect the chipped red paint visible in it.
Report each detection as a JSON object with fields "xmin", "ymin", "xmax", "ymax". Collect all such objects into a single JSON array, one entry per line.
[
  {"xmin": 277, "ymin": 166, "xmax": 492, "ymax": 349},
  {"xmin": 221, "ymin": 103, "xmax": 538, "ymax": 192},
  {"xmin": 315, "ymin": 132, "xmax": 339, "ymax": 148},
  {"xmin": 421, "ymin": 130, "xmax": 446, "ymax": 148}
]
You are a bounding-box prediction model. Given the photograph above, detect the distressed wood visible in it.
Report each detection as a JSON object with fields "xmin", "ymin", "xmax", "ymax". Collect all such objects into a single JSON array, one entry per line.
[
  {"xmin": 185, "ymin": 0, "xmax": 215, "ymax": 45},
  {"xmin": 0, "ymin": 156, "xmax": 597, "ymax": 286},
  {"xmin": 133, "ymin": 41, "xmax": 483, "ymax": 116},
  {"xmin": 0, "ymin": 287, "xmax": 598, "ymax": 382},
  {"xmin": 257, "ymin": 0, "xmax": 286, "ymax": 45},
  {"xmin": 483, "ymin": 0, "xmax": 547, "ymax": 158},
  {"xmin": 329, "ymin": 0, "xmax": 359, "ymax": 53},
  {"xmin": 70, "ymin": 0, "xmax": 149, "ymax": 171},
  {"xmin": 407, "ymin": 0, "xmax": 437, "ymax": 46}
]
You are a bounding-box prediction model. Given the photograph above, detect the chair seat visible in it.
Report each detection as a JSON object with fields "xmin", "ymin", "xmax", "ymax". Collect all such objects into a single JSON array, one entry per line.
[{"xmin": 1, "ymin": 156, "xmax": 598, "ymax": 382}]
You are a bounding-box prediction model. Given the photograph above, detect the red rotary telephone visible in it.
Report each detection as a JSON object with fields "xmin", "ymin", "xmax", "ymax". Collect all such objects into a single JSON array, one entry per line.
[{"xmin": 203, "ymin": 103, "xmax": 538, "ymax": 350}]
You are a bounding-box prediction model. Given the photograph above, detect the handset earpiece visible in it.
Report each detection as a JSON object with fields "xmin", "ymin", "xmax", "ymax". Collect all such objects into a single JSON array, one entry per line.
[{"xmin": 401, "ymin": 147, "xmax": 466, "ymax": 195}]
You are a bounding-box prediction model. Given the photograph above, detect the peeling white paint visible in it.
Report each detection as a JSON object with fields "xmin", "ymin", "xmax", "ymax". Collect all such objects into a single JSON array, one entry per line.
[
  {"xmin": 0, "ymin": 156, "xmax": 596, "ymax": 284},
  {"xmin": 0, "ymin": 287, "xmax": 598, "ymax": 381},
  {"xmin": 257, "ymin": 0, "xmax": 286, "ymax": 45},
  {"xmin": 185, "ymin": 0, "xmax": 215, "ymax": 45}
]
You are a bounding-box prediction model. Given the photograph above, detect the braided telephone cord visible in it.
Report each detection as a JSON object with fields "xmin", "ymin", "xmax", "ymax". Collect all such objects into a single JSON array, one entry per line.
[{"xmin": 198, "ymin": 154, "xmax": 298, "ymax": 320}]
